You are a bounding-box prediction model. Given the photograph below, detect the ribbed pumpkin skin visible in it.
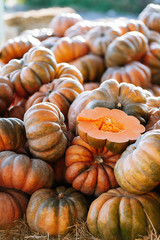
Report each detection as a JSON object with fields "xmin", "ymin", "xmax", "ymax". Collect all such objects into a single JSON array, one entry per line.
[
  {"xmin": 70, "ymin": 54, "xmax": 105, "ymax": 83},
  {"xmin": 52, "ymin": 36, "xmax": 89, "ymax": 63},
  {"xmin": 0, "ymin": 77, "xmax": 14, "ymax": 115},
  {"xmin": 26, "ymin": 186, "xmax": 88, "ymax": 236},
  {"xmin": 105, "ymin": 31, "xmax": 148, "ymax": 67},
  {"xmin": 114, "ymin": 130, "xmax": 160, "ymax": 194},
  {"xmin": 86, "ymin": 24, "xmax": 122, "ymax": 56},
  {"xmin": 65, "ymin": 136, "xmax": 120, "ymax": 196},
  {"xmin": 21, "ymin": 28, "xmax": 54, "ymax": 42},
  {"xmin": 0, "ymin": 118, "xmax": 26, "ymax": 151},
  {"xmin": 138, "ymin": 3, "xmax": 160, "ymax": 33},
  {"xmin": 101, "ymin": 61, "xmax": 151, "ymax": 89},
  {"xmin": 145, "ymin": 109, "xmax": 160, "ymax": 131},
  {"xmin": 87, "ymin": 187, "xmax": 160, "ymax": 240},
  {"xmin": 24, "ymin": 102, "xmax": 68, "ymax": 162},
  {"xmin": 1, "ymin": 46, "xmax": 57, "ymax": 97},
  {"xmin": 68, "ymin": 79, "xmax": 149, "ymax": 134},
  {"xmin": 49, "ymin": 13, "xmax": 83, "ymax": 37},
  {"xmin": 0, "ymin": 151, "xmax": 54, "ymax": 194},
  {"xmin": 143, "ymin": 42, "xmax": 160, "ymax": 85},
  {"xmin": 0, "ymin": 35, "xmax": 40, "ymax": 64},
  {"xmin": 25, "ymin": 77, "xmax": 84, "ymax": 118},
  {"xmin": 0, "ymin": 187, "xmax": 28, "ymax": 229},
  {"xmin": 146, "ymin": 96, "xmax": 160, "ymax": 111}
]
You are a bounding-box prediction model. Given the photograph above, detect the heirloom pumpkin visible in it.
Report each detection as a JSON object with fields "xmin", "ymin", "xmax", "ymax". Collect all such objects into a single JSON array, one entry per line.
[
  {"xmin": 68, "ymin": 79, "xmax": 149, "ymax": 134},
  {"xmin": 87, "ymin": 187, "xmax": 160, "ymax": 240},
  {"xmin": 101, "ymin": 61, "xmax": 151, "ymax": 89},
  {"xmin": 105, "ymin": 31, "xmax": 148, "ymax": 67},
  {"xmin": 1, "ymin": 46, "xmax": 57, "ymax": 97},
  {"xmin": 0, "ymin": 187, "xmax": 28, "ymax": 229},
  {"xmin": 114, "ymin": 129, "xmax": 160, "ymax": 194},
  {"xmin": 0, "ymin": 151, "xmax": 54, "ymax": 194},
  {"xmin": 65, "ymin": 136, "xmax": 120, "ymax": 196},
  {"xmin": 24, "ymin": 102, "xmax": 68, "ymax": 162},
  {"xmin": 0, "ymin": 118, "xmax": 26, "ymax": 151},
  {"xmin": 26, "ymin": 186, "xmax": 88, "ymax": 236}
]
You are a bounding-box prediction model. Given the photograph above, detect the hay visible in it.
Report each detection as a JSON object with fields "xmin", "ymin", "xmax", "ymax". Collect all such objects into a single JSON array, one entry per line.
[{"xmin": 0, "ymin": 217, "xmax": 160, "ymax": 240}]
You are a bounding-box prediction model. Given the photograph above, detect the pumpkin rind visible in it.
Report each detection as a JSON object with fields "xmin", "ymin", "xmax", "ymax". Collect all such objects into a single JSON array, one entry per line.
[
  {"xmin": 114, "ymin": 129, "xmax": 160, "ymax": 194},
  {"xmin": 26, "ymin": 186, "xmax": 88, "ymax": 235},
  {"xmin": 24, "ymin": 102, "xmax": 68, "ymax": 162},
  {"xmin": 0, "ymin": 151, "xmax": 54, "ymax": 194},
  {"xmin": 87, "ymin": 187, "xmax": 160, "ymax": 240}
]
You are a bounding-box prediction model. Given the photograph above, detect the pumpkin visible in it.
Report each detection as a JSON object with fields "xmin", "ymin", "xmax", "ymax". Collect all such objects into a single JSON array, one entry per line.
[
  {"xmin": 0, "ymin": 118, "xmax": 26, "ymax": 151},
  {"xmin": 114, "ymin": 129, "xmax": 160, "ymax": 194},
  {"xmin": 147, "ymin": 84, "xmax": 160, "ymax": 97},
  {"xmin": 65, "ymin": 136, "xmax": 120, "ymax": 196},
  {"xmin": 1, "ymin": 46, "xmax": 57, "ymax": 97},
  {"xmin": 4, "ymin": 97, "xmax": 27, "ymax": 120},
  {"xmin": 25, "ymin": 77, "xmax": 84, "ymax": 118},
  {"xmin": 70, "ymin": 53, "xmax": 105, "ymax": 83},
  {"xmin": 146, "ymin": 96, "xmax": 160, "ymax": 111},
  {"xmin": 24, "ymin": 102, "xmax": 68, "ymax": 162},
  {"xmin": 52, "ymin": 157, "xmax": 66, "ymax": 184},
  {"xmin": 0, "ymin": 35, "xmax": 40, "ymax": 64},
  {"xmin": 64, "ymin": 20, "xmax": 99, "ymax": 38},
  {"xmin": 68, "ymin": 79, "xmax": 149, "ymax": 134},
  {"xmin": 0, "ymin": 187, "xmax": 28, "ymax": 229},
  {"xmin": 40, "ymin": 36, "xmax": 60, "ymax": 49},
  {"xmin": 101, "ymin": 61, "xmax": 151, "ymax": 89},
  {"xmin": 77, "ymin": 107, "xmax": 145, "ymax": 153},
  {"xmin": 0, "ymin": 151, "xmax": 54, "ymax": 194},
  {"xmin": 51, "ymin": 36, "xmax": 89, "ymax": 63},
  {"xmin": 49, "ymin": 12, "xmax": 83, "ymax": 37},
  {"xmin": 21, "ymin": 28, "xmax": 54, "ymax": 41},
  {"xmin": 26, "ymin": 186, "xmax": 88, "ymax": 236},
  {"xmin": 105, "ymin": 31, "xmax": 148, "ymax": 67},
  {"xmin": 148, "ymin": 30, "xmax": 160, "ymax": 44},
  {"xmin": 0, "ymin": 77, "xmax": 14, "ymax": 115},
  {"xmin": 84, "ymin": 82, "xmax": 100, "ymax": 91},
  {"xmin": 138, "ymin": 3, "xmax": 160, "ymax": 33},
  {"xmin": 143, "ymin": 42, "xmax": 160, "ymax": 85},
  {"xmin": 145, "ymin": 109, "xmax": 160, "ymax": 131},
  {"xmin": 86, "ymin": 24, "xmax": 122, "ymax": 56},
  {"xmin": 87, "ymin": 187, "xmax": 160, "ymax": 240}
]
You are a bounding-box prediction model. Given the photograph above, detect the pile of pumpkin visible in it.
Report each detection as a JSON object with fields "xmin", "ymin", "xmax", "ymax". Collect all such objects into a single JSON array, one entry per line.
[{"xmin": 0, "ymin": 3, "xmax": 160, "ymax": 240}]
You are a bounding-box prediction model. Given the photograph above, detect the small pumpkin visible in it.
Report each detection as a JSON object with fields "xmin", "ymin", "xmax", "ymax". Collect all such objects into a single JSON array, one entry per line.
[
  {"xmin": 65, "ymin": 136, "xmax": 120, "ymax": 196},
  {"xmin": 147, "ymin": 84, "xmax": 160, "ymax": 97},
  {"xmin": 1, "ymin": 46, "xmax": 57, "ymax": 97},
  {"xmin": 40, "ymin": 36, "xmax": 60, "ymax": 49},
  {"xmin": 0, "ymin": 77, "xmax": 14, "ymax": 115},
  {"xmin": 138, "ymin": 3, "xmax": 160, "ymax": 33},
  {"xmin": 101, "ymin": 61, "xmax": 151, "ymax": 89},
  {"xmin": 114, "ymin": 129, "xmax": 160, "ymax": 194},
  {"xmin": 0, "ymin": 151, "xmax": 54, "ymax": 194},
  {"xmin": 148, "ymin": 30, "xmax": 160, "ymax": 44},
  {"xmin": 49, "ymin": 12, "xmax": 83, "ymax": 37},
  {"xmin": 87, "ymin": 187, "xmax": 160, "ymax": 240},
  {"xmin": 0, "ymin": 118, "xmax": 26, "ymax": 151},
  {"xmin": 77, "ymin": 107, "xmax": 145, "ymax": 153},
  {"xmin": 21, "ymin": 28, "xmax": 54, "ymax": 41},
  {"xmin": 83, "ymin": 82, "xmax": 100, "ymax": 91},
  {"xmin": 26, "ymin": 186, "xmax": 88, "ymax": 236},
  {"xmin": 105, "ymin": 31, "xmax": 148, "ymax": 67},
  {"xmin": 70, "ymin": 53, "xmax": 105, "ymax": 83},
  {"xmin": 145, "ymin": 109, "xmax": 160, "ymax": 131},
  {"xmin": 51, "ymin": 36, "xmax": 89, "ymax": 63},
  {"xmin": 0, "ymin": 35, "xmax": 40, "ymax": 64},
  {"xmin": 24, "ymin": 102, "xmax": 68, "ymax": 162},
  {"xmin": 0, "ymin": 187, "xmax": 28, "ymax": 229},
  {"xmin": 146, "ymin": 96, "xmax": 160, "ymax": 111}
]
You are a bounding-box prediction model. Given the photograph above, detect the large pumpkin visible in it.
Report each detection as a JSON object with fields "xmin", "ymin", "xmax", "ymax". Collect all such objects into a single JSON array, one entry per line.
[
  {"xmin": 51, "ymin": 36, "xmax": 89, "ymax": 63},
  {"xmin": 114, "ymin": 129, "xmax": 160, "ymax": 194},
  {"xmin": 1, "ymin": 46, "xmax": 57, "ymax": 97},
  {"xmin": 65, "ymin": 136, "xmax": 120, "ymax": 196},
  {"xmin": 87, "ymin": 187, "xmax": 160, "ymax": 240},
  {"xmin": 0, "ymin": 35, "xmax": 40, "ymax": 64},
  {"xmin": 101, "ymin": 61, "xmax": 151, "ymax": 89},
  {"xmin": 24, "ymin": 102, "xmax": 68, "ymax": 162},
  {"xmin": 0, "ymin": 151, "xmax": 54, "ymax": 194},
  {"xmin": 0, "ymin": 187, "xmax": 29, "ymax": 229},
  {"xmin": 0, "ymin": 77, "xmax": 14, "ymax": 115},
  {"xmin": 105, "ymin": 31, "xmax": 148, "ymax": 67},
  {"xmin": 26, "ymin": 186, "xmax": 88, "ymax": 236},
  {"xmin": 0, "ymin": 118, "xmax": 26, "ymax": 151},
  {"xmin": 138, "ymin": 3, "xmax": 160, "ymax": 33},
  {"xmin": 68, "ymin": 79, "xmax": 149, "ymax": 134}
]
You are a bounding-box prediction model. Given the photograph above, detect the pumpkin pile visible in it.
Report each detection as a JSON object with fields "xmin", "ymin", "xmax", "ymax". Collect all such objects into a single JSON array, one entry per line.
[{"xmin": 0, "ymin": 3, "xmax": 160, "ymax": 240}]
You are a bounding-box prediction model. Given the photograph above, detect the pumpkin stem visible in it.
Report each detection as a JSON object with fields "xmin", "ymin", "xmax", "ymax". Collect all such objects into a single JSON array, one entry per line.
[
  {"xmin": 58, "ymin": 193, "xmax": 64, "ymax": 199},
  {"xmin": 94, "ymin": 156, "xmax": 103, "ymax": 164},
  {"xmin": 116, "ymin": 102, "xmax": 122, "ymax": 109}
]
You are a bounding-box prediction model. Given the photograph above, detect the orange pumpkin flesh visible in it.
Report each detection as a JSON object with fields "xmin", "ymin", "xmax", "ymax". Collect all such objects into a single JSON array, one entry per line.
[{"xmin": 77, "ymin": 107, "xmax": 145, "ymax": 152}]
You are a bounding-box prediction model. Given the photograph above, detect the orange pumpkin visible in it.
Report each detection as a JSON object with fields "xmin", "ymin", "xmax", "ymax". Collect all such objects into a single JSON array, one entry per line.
[{"xmin": 83, "ymin": 82, "xmax": 100, "ymax": 91}]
